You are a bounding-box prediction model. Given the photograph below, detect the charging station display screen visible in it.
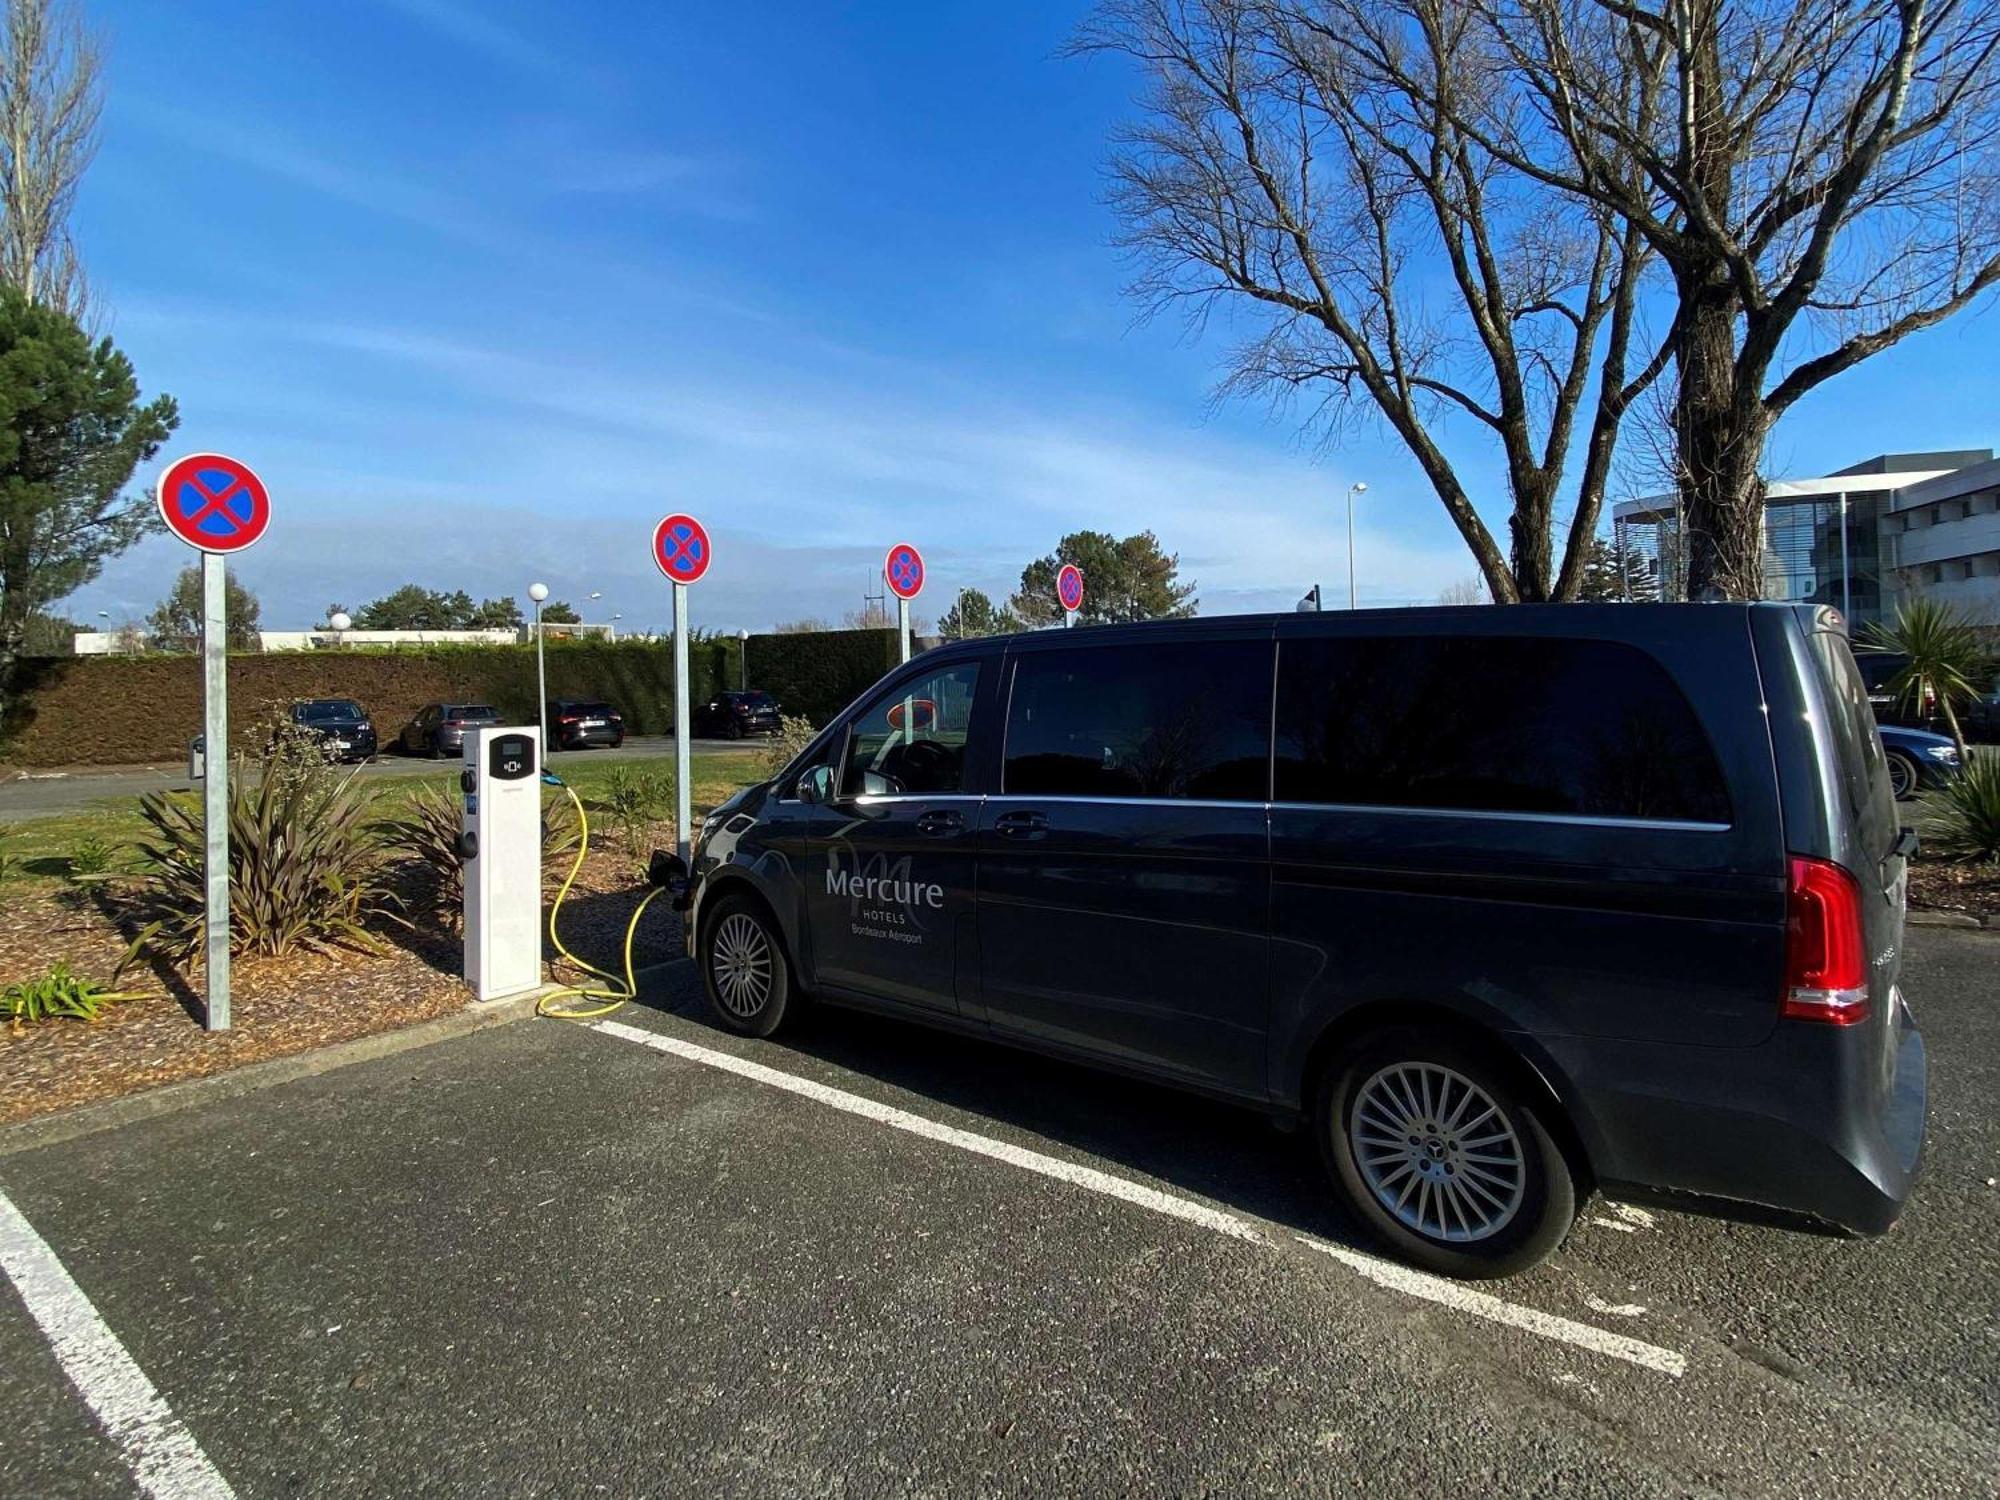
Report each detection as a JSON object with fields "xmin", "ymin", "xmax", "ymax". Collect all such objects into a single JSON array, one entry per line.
[{"xmin": 489, "ymin": 734, "xmax": 535, "ymax": 780}]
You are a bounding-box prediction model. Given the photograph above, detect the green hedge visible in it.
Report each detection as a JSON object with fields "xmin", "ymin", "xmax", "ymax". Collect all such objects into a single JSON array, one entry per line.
[
  {"xmin": 1, "ymin": 629, "xmax": 899, "ymax": 766},
  {"xmin": 744, "ymin": 628, "xmax": 902, "ymax": 726}
]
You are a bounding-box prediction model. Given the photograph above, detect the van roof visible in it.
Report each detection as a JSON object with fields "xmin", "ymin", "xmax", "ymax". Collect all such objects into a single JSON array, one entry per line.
[{"xmin": 926, "ymin": 601, "xmax": 1823, "ymax": 661}]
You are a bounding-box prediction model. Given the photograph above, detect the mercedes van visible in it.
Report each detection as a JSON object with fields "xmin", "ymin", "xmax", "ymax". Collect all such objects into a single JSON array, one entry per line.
[{"xmin": 682, "ymin": 605, "xmax": 1927, "ymax": 1278}]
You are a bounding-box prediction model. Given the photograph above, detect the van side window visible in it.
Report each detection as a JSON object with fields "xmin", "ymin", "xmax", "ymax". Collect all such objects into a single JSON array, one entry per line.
[
  {"xmin": 1814, "ymin": 632, "xmax": 1892, "ymax": 818},
  {"xmin": 1275, "ymin": 636, "xmax": 1731, "ymax": 824},
  {"xmin": 1002, "ymin": 641, "xmax": 1270, "ymax": 801},
  {"xmin": 839, "ymin": 662, "xmax": 982, "ymax": 798}
]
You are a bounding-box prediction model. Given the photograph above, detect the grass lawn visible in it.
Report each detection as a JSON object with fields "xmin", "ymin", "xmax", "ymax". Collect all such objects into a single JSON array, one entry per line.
[{"xmin": 0, "ymin": 751, "xmax": 768, "ymax": 895}]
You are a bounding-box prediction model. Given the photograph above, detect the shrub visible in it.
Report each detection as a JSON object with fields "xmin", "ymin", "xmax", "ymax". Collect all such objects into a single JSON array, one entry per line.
[
  {"xmin": 6, "ymin": 631, "xmax": 901, "ymax": 767},
  {"xmin": 4, "ymin": 962, "xmax": 138, "ymax": 1028},
  {"xmin": 67, "ymin": 836, "xmax": 113, "ymax": 878},
  {"xmin": 128, "ymin": 753, "xmax": 400, "ymax": 962},
  {"xmin": 1860, "ymin": 600, "xmax": 1994, "ymax": 761},
  {"xmin": 377, "ymin": 781, "xmax": 581, "ymax": 913},
  {"xmin": 759, "ymin": 713, "xmax": 820, "ymax": 782},
  {"xmin": 597, "ymin": 765, "xmax": 675, "ymax": 857},
  {"xmin": 1925, "ymin": 753, "xmax": 2000, "ymax": 864}
]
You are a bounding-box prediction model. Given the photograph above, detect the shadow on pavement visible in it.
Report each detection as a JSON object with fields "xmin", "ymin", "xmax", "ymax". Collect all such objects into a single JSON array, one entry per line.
[{"xmin": 619, "ymin": 942, "xmax": 1371, "ymax": 1256}]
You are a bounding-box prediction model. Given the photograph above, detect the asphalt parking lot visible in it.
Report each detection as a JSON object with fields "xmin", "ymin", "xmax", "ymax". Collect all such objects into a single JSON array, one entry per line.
[
  {"xmin": 0, "ymin": 737, "xmax": 761, "ymax": 822},
  {"xmin": 2, "ymin": 928, "xmax": 1995, "ymax": 1497}
]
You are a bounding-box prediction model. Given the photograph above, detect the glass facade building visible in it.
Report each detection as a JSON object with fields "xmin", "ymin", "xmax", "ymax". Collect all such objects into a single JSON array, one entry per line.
[{"xmin": 1611, "ymin": 450, "xmax": 1997, "ymax": 627}]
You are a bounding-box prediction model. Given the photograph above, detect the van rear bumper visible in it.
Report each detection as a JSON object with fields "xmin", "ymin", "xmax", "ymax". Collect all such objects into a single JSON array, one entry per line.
[{"xmin": 1540, "ymin": 1011, "xmax": 1927, "ymax": 1237}]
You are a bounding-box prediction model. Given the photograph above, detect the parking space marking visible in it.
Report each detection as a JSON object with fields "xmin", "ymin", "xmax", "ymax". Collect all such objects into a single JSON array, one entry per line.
[
  {"xmin": 0, "ymin": 1188, "xmax": 236, "ymax": 1499},
  {"xmin": 590, "ymin": 1019, "xmax": 1689, "ymax": 1378},
  {"xmin": 1297, "ymin": 1240, "xmax": 1686, "ymax": 1377}
]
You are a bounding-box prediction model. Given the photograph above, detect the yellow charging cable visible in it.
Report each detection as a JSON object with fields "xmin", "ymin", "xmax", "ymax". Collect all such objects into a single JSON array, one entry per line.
[{"xmin": 536, "ymin": 780, "xmax": 669, "ymax": 1020}]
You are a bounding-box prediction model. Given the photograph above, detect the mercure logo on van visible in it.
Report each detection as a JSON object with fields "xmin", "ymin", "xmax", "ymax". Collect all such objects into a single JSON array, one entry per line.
[{"xmin": 825, "ymin": 868, "xmax": 946, "ymax": 909}]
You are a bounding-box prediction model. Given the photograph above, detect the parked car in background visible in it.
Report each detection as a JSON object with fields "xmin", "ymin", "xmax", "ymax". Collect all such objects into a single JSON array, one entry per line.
[
  {"xmin": 1858, "ymin": 648, "xmax": 2000, "ymax": 743},
  {"xmin": 399, "ymin": 703, "xmax": 500, "ymax": 758},
  {"xmin": 1856, "ymin": 650, "xmax": 1934, "ymax": 730},
  {"xmin": 694, "ymin": 689, "xmax": 782, "ymax": 739},
  {"xmin": 1877, "ymin": 724, "xmax": 1962, "ymax": 800},
  {"xmin": 545, "ymin": 699, "xmax": 625, "ymax": 750},
  {"xmin": 287, "ymin": 698, "xmax": 377, "ymax": 762}
]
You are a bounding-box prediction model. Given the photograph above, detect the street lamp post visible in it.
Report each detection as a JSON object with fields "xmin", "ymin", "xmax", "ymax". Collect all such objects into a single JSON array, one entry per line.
[
  {"xmin": 528, "ymin": 582, "xmax": 549, "ymax": 756},
  {"xmin": 1345, "ymin": 482, "xmax": 1369, "ymax": 609},
  {"xmin": 736, "ymin": 627, "xmax": 750, "ymax": 691},
  {"xmin": 328, "ymin": 611, "xmax": 351, "ymax": 649}
]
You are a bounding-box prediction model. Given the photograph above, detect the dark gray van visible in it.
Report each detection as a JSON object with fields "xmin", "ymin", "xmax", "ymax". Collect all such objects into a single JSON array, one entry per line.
[{"xmin": 682, "ymin": 605, "xmax": 1927, "ymax": 1278}]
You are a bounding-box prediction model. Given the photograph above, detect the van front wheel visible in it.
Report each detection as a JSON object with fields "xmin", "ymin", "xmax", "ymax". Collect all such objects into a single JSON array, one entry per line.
[
  {"xmin": 1317, "ymin": 1028, "xmax": 1577, "ymax": 1279},
  {"xmin": 700, "ymin": 894, "xmax": 796, "ymax": 1038}
]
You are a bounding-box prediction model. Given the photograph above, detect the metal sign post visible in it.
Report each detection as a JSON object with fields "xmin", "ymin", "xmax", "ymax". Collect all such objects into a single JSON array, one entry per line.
[
  {"xmin": 199, "ymin": 553, "xmax": 231, "ymax": 1029},
  {"xmin": 884, "ymin": 542, "xmax": 924, "ymax": 663},
  {"xmin": 653, "ymin": 513, "xmax": 713, "ymax": 862},
  {"xmin": 673, "ymin": 582, "xmax": 692, "ymax": 860},
  {"xmin": 156, "ymin": 452, "xmax": 271, "ymax": 1033}
]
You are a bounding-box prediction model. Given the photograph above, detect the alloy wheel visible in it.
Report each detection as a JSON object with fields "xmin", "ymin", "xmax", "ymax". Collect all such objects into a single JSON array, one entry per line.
[
  {"xmin": 711, "ymin": 912, "xmax": 774, "ymax": 1018},
  {"xmin": 1349, "ymin": 1063, "xmax": 1526, "ymax": 1244}
]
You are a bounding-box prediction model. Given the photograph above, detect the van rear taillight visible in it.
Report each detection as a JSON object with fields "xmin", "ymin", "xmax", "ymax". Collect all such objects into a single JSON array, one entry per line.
[{"xmin": 1783, "ymin": 856, "xmax": 1870, "ymax": 1025}]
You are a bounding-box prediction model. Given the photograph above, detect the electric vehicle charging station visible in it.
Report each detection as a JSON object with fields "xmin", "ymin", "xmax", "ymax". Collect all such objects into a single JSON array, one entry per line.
[{"xmin": 462, "ymin": 725, "xmax": 544, "ymax": 1001}]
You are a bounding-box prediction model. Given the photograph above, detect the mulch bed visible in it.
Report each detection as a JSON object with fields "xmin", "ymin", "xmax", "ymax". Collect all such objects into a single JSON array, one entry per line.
[
  {"xmin": 0, "ymin": 838, "xmax": 682, "ymax": 1127},
  {"xmin": 1908, "ymin": 857, "xmax": 2000, "ymax": 923}
]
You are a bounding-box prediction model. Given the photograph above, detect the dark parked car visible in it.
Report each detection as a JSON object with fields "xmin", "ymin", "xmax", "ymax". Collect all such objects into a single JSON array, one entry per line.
[
  {"xmin": 1877, "ymin": 724, "xmax": 1962, "ymax": 800},
  {"xmin": 286, "ymin": 698, "xmax": 376, "ymax": 762},
  {"xmin": 545, "ymin": 699, "xmax": 625, "ymax": 750},
  {"xmin": 681, "ymin": 604, "xmax": 1926, "ymax": 1279},
  {"xmin": 1857, "ymin": 650, "xmax": 1933, "ymax": 729},
  {"xmin": 399, "ymin": 703, "xmax": 500, "ymax": 758},
  {"xmin": 1857, "ymin": 647, "xmax": 2000, "ymax": 743},
  {"xmin": 694, "ymin": 690, "xmax": 782, "ymax": 739}
]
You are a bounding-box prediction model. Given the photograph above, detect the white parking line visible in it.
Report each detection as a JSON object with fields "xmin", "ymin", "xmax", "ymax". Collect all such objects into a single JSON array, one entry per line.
[
  {"xmin": 590, "ymin": 1019, "xmax": 1689, "ymax": 1378},
  {"xmin": 0, "ymin": 1187, "xmax": 236, "ymax": 1500},
  {"xmin": 1299, "ymin": 1240, "xmax": 1686, "ymax": 1377}
]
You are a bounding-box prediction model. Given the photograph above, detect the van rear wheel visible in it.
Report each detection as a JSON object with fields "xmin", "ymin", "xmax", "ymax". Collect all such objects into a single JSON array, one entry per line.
[{"xmin": 1317, "ymin": 1028, "xmax": 1576, "ymax": 1279}]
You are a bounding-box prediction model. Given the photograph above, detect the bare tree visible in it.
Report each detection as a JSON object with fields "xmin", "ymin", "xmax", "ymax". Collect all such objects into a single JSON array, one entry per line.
[
  {"xmin": 0, "ymin": 0, "xmax": 98, "ymax": 320},
  {"xmin": 1435, "ymin": 576, "xmax": 1491, "ymax": 604},
  {"xmin": 1412, "ymin": 0, "xmax": 2000, "ymax": 598},
  {"xmin": 1077, "ymin": 0, "xmax": 1672, "ymax": 601}
]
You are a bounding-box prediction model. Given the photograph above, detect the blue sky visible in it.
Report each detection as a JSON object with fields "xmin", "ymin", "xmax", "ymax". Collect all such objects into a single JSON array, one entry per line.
[{"xmin": 66, "ymin": 0, "xmax": 2000, "ymax": 632}]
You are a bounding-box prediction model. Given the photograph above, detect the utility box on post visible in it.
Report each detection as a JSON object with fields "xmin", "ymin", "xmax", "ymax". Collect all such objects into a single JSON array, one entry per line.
[{"xmin": 462, "ymin": 726, "xmax": 543, "ymax": 1001}]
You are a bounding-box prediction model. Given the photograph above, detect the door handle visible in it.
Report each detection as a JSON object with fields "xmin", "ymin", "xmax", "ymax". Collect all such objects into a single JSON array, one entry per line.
[
  {"xmin": 916, "ymin": 809, "xmax": 965, "ymax": 837},
  {"xmin": 994, "ymin": 810, "xmax": 1048, "ymax": 840}
]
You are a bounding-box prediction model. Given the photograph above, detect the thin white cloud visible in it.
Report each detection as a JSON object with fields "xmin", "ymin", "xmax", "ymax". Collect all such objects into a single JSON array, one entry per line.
[
  {"xmin": 121, "ymin": 101, "xmax": 517, "ymax": 257},
  {"xmin": 371, "ymin": 0, "xmax": 582, "ymax": 85},
  {"xmin": 96, "ymin": 305, "xmax": 1474, "ymax": 629}
]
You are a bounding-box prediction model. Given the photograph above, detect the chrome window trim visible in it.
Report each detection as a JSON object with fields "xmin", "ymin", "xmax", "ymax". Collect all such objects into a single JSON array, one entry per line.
[
  {"xmin": 848, "ymin": 793, "xmax": 988, "ymax": 806},
  {"xmin": 841, "ymin": 791, "xmax": 1727, "ymax": 830},
  {"xmin": 1266, "ymin": 799, "xmax": 1731, "ymax": 833},
  {"xmin": 983, "ymin": 793, "xmax": 1267, "ymax": 811}
]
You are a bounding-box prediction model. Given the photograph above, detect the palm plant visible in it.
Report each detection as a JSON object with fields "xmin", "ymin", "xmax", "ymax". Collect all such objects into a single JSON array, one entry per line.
[
  {"xmin": 1859, "ymin": 600, "xmax": 1993, "ymax": 764},
  {"xmin": 127, "ymin": 753, "xmax": 400, "ymax": 964}
]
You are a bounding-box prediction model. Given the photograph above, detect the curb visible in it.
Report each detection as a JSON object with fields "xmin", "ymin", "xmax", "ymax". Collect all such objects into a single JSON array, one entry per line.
[
  {"xmin": 0, "ymin": 986, "xmax": 555, "ymax": 1159},
  {"xmin": 1907, "ymin": 909, "xmax": 1995, "ymax": 930}
]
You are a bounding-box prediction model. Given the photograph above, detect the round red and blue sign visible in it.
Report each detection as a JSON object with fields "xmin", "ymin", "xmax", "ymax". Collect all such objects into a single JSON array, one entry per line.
[
  {"xmin": 1057, "ymin": 563, "xmax": 1085, "ymax": 613},
  {"xmin": 884, "ymin": 542, "xmax": 925, "ymax": 601},
  {"xmin": 156, "ymin": 453, "xmax": 270, "ymax": 554},
  {"xmin": 653, "ymin": 513, "xmax": 712, "ymax": 585}
]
